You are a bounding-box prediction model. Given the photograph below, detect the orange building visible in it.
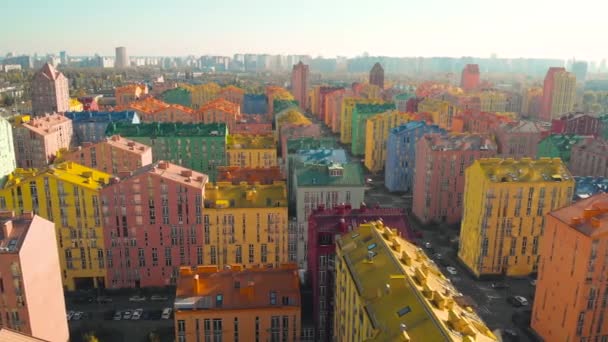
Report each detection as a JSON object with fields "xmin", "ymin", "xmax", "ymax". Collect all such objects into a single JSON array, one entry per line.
[
  {"xmin": 122, "ymin": 98, "xmax": 197, "ymax": 122},
  {"xmin": 174, "ymin": 264, "xmax": 301, "ymax": 342},
  {"xmin": 198, "ymin": 98, "xmax": 241, "ymax": 131},
  {"xmin": 218, "ymin": 85, "xmax": 245, "ymax": 107},
  {"xmin": 532, "ymin": 193, "xmax": 608, "ymax": 341},
  {"xmin": 115, "ymin": 84, "xmax": 148, "ymax": 107},
  {"xmin": 217, "ymin": 166, "xmax": 283, "ymax": 184}
]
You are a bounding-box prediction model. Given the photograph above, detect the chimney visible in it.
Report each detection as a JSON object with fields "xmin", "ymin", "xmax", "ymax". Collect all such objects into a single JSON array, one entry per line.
[
  {"xmin": 111, "ymin": 135, "xmax": 120, "ymax": 142},
  {"xmin": 193, "ymin": 274, "xmax": 200, "ymax": 294},
  {"xmin": 181, "ymin": 170, "xmax": 192, "ymax": 177},
  {"xmin": 158, "ymin": 161, "xmax": 169, "ymax": 169},
  {"xmin": 2, "ymin": 220, "xmax": 13, "ymax": 240}
]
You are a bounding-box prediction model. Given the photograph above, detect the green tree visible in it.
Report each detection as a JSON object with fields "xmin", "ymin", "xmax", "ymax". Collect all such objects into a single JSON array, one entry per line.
[{"xmin": 82, "ymin": 332, "xmax": 100, "ymax": 342}]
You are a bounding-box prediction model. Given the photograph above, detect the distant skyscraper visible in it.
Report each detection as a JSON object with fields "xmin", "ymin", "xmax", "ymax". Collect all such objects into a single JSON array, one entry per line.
[
  {"xmin": 291, "ymin": 61, "xmax": 309, "ymax": 109},
  {"xmin": 571, "ymin": 61, "xmax": 588, "ymax": 82},
  {"xmin": 31, "ymin": 63, "xmax": 69, "ymax": 115},
  {"xmin": 540, "ymin": 67, "xmax": 576, "ymax": 122},
  {"xmin": 369, "ymin": 62, "xmax": 384, "ymax": 89},
  {"xmin": 460, "ymin": 64, "xmax": 480, "ymax": 91},
  {"xmin": 59, "ymin": 50, "xmax": 67, "ymax": 65},
  {"xmin": 115, "ymin": 46, "xmax": 129, "ymax": 68}
]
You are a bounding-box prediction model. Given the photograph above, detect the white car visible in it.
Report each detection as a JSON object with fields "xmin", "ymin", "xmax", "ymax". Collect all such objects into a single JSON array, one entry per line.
[
  {"xmin": 113, "ymin": 311, "xmax": 122, "ymax": 320},
  {"xmin": 161, "ymin": 308, "xmax": 172, "ymax": 319},
  {"xmin": 123, "ymin": 310, "xmax": 132, "ymax": 320},
  {"xmin": 132, "ymin": 308, "xmax": 143, "ymax": 320},
  {"xmin": 446, "ymin": 266, "xmax": 458, "ymax": 275},
  {"xmin": 73, "ymin": 312, "xmax": 84, "ymax": 320},
  {"xmin": 128, "ymin": 295, "xmax": 146, "ymax": 302}
]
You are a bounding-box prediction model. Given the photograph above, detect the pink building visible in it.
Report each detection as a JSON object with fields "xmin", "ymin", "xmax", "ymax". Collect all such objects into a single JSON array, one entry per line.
[
  {"xmin": 100, "ymin": 161, "xmax": 208, "ymax": 288},
  {"xmin": 31, "ymin": 63, "xmax": 69, "ymax": 115},
  {"xmin": 412, "ymin": 133, "xmax": 497, "ymax": 224},
  {"xmin": 0, "ymin": 211, "xmax": 68, "ymax": 342},
  {"xmin": 217, "ymin": 86, "xmax": 245, "ymax": 107},
  {"xmin": 291, "ymin": 62, "xmax": 310, "ymax": 110},
  {"xmin": 569, "ymin": 138, "xmax": 608, "ymax": 177},
  {"xmin": 460, "ymin": 64, "xmax": 480, "ymax": 92},
  {"xmin": 279, "ymin": 123, "xmax": 322, "ymax": 162},
  {"xmin": 12, "ymin": 114, "xmax": 73, "ymax": 168},
  {"xmin": 459, "ymin": 111, "xmax": 515, "ymax": 135},
  {"xmin": 550, "ymin": 112, "xmax": 601, "ymax": 137},
  {"xmin": 324, "ymin": 88, "xmax": 346, "ymax": 129},
  {"xmin": 494, "ymin": 120, "xmax": 549, "ymax": 158},
  {"xmin": 59, "ymin": 135, "xmax": 152, "ymax": 175},
  {"xmin": 197, "ymin": 98, "xmax": 240, "ymax": 131}
]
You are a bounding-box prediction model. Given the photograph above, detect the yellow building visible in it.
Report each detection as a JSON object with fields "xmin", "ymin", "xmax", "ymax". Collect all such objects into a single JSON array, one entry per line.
[
  {"xmin": 458, "ymin": 158, "xmax": 574, "ymax": 277},
  {"xmin": 0, "ymin": 162, "xmax": 112, "ymax": 290},
  {"xmin": 226, "ymin": 134, "xmax": 278, "ymax": 168},
  {"xmin": 334, "ymin": 221, "xmax": 497, "ymax": 342},
  {"xmin": 340, "ymin": 98, "xmax": 384, "ymax": 144},
  {"xmin": 364, "ymin": 111, "xmax": 412, "ymax": 173},
  {"xmin": 203, "ymin": 181, "xmax": 289, "ymax": 267},
  {"xmin": 417, "ymin": 98, "xmax": 460, "ymax": 131},
  {"xmin": 69, "ymin": 98, "xmax": 83, "ymax": 112},
  {"xmin": 190, "ymin": 82, "xmax": 221, "ymax": 109},
  {"xmin": 477, "ymin": 91, "xmax": 507, "ymax": 112}
]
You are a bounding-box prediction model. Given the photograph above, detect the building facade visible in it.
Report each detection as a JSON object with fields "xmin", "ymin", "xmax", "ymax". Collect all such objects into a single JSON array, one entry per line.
[
  {"xmin": 458, "ymin": 158, "xmax": 574, "ymax": 277},
  {"xmin": 532, "ymin": 193, "xmax": 608, "ymax": 341},
  {"xmin": 550, "ymin": 112, "xmax": 601, "ymax": 137},
  {"xmin": 217, "ymin": 86, "xmax": 245, "ymax": 107},
  {"xmin": 174, "ymin": 264, "xmax": 301, "ymax": 342},
  {"xmin": 569, "ymin": 138, "xmax": 608, "ymax": 177},
  {"xmin": 190, "ymin": 83, "xmax": 221, "ymax": 109},
  {"xmin": 364, "ymin": 111, "xmax": 411, "ymax": 173},
  {"xmin": 12, "ymin": 114, "xmax": 73, "ymax": 168},
  {"xmin": 412, "ymin": 133, "xmax": 497, "ymax": 225},
  {"xmin": 114, "ymin": 84, "xmax": 147, "ymax": 107},
  {"xmin": 536, "ymin": 134, "xmax": 586, "ymax": 163},
  {"xmin": 418, "ymin": 98, "xmax": 460, "ymax": 131},
  {"xmin": 278, "ymin": 124, "xmax": 321, "ymax": 164},
  {"xmin": 0, "ymin": 212, "xmax": 69, "ymax": 342},
  {"xmin": 31, "ymin": 63, "xmax": 69, "ymax": 115},
  {"xmin": 339, "ymin": 98, "xmax": 384, "ymax": 144},
  {"xmin": 198, "ymin": 98, "xmax": 240, "ymax": 132},
  {"xmin": 0, "ymin": 118, "xmax": 16, "ymax": 186},
  {"xmin": 226, "ymin": 134, "xmax": 277, "ymax": 168},
  {"xmin": 350, "ymin": 103, "xmax": 395, "ymax": 156},
  {"xmin": 384, "ymin": 121, "xmax": 446, "ymax": 192},
  {"xmin": 540, "ymin": 67, "xmax": 576, "ymax": 122},
  {"xmin": 461, "ymin": 64, "xmax": 480, "ymax": 92},
  {"xmin": 494, "ymin": 120, "xmax": 549, "ymax": 158},
  {"xmin": 64, "ymin": 111, "xmax": 140, "ymax": 144},
  {"xmin": 334, "ymin": 221, "xmax": 497, "ymax": 342},
  {"xmin": 369, "ymin": 62, "xmax": 384, "ymax": 89},
  {"xmin": 291, "ymin": 62, "xmax": 309, "ymax": 109}
]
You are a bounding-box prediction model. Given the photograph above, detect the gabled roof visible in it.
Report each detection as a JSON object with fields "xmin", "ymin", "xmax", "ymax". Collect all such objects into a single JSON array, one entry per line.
[
  {"xmin": 198, "ymin": 98, "xmax": 240, "ymax": 115},
  {"xmin": 37, "ymin": 63, "xmax": 62, "ymax": 81}
]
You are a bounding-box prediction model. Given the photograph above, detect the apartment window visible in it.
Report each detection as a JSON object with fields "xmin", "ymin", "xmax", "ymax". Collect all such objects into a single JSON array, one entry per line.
[
  {"xmin": 282, "ymin": 316, "xmax": 289, "ymax": 342},
  {"xmin": 235, "ymin": 245, "xmax": 242, "ymax": 264},
  {"xmin": 261, "ymin": 244, "xmax": 268, "ymax": 263},
  {"xmin": 270, "ymin": 291, "xmax": 277, "ymax": 305},
  {"xmin": 204, "ymin": 319, "xmax": 211, "ymax": 342},
  {"xmin": 521, "ymin": 237, "xmax": 528, "ymax": 255},
  {"xmin": 271, "ymin": 316, "xmax": 280, "ymax": 342},
  {"xmin": 210, "ymin": 246, "xmax": 217, "ymax": 265},
  {"xmin": 216, "ymin": 294, "xmax": 223, "ymax": 308},
  {"xmin": 177, "ymin": 320, "xmax": 186, "ymax": 340},
  {"xmin": 576, "ymin": 312, "xmax": 585, "ymax": 336},
  {"xmin": 212, "ymin": 319, "xmax": 222, "ymax": 342},
  {"xmin": 249, "ymin": 244, "xmax": 254, "ymax": 263},
  {"xmin": 152, "ymin": 248, "xmax": 158, "ymax": 266},
  {"xmin": 197, "ymin": 246, "xmax": 203, "ymax": 265},
  {"xmin": 255, "ymin": 317, "xmax": 260, "ymax": 342},
  {"xmin": 233, "ymin": 317, "xmax": 239, "ymax": 342}
]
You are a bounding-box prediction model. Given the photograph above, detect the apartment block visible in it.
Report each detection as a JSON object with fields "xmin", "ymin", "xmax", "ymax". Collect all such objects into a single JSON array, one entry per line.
[
  {"xmin": 0, "ymin": 118, "xmax": 16, "ymax": 186},
  {"xmin": 494, "ymin": 120, "xmax": 549, "ymax": 158},
  {"xmin": 64, "ymin": 111, "xmax": 140, "ymax": 144},
  {"xmin": 478, "ymin": 90, "xmax": 507, "ymax": 112},
  {"xmin": 114, "ymin": 84, "xmax": 147, "ymax": 107},
  {"xmin": 458, "ymin": 158, "xmax": 574, "ymax": 277},
  {"xmin": 418, "ymin": 98, "xmax": 460, "ymax": 131},
  {"xmin": 217, "ymin": 166, "xmax": 283, "ymax": 184},
  {"xmin": 340, "ymin": 98, "xmax": 384, "ymax": 144},
  {"xmin": 334, "ymin": 221, "xmax": 497, "ymax": 342},
  {"xmin": 291, "ymin": 62, "xmax": 309, "ymax": 110},
  {"xmin": 217, "ymin": 86, "xmax": 245, "ymax": 107},
  {"xmin": 532, "ymin": 194, "xmax": 608, "ymax": 341},
  {"xmin": 350, "ymin": 103, "xmax": 395, "ymax": 156},
  {"xmin": 226, "ymin": 134, "xmax": 277, "ymax": 168},
  {"xmin": 412, "ymin": 133, "xmax": 497, "ymax": 225},
  {"xmin": 458, "ymin": 111, "xmax": 514, "ymax": 135},
  {"xmin": 197, "ymin": 98, "xmax": 240, "ymax": 132},
  {"xmin": 278, "ymin": 124, "xmax": 321, "ymax": 163},
  {"xmin": 569, "ymin": 138, "xmax": 608, "ymax": 178},
  {"xmin": 190, "ymin": 83, "xmax": 221, "ymax": 109},
  {"xmin": 175, "ymin": 264, "xmax": 300, "ymax": 342},
  {"xmin": 551, "ymin": 112, "xmax": 602, "ymax": 137},
  {"xmin": 461, "ymin": 64, "xmax": 480, "ymax": 92},
  {"xmin": 12, "ymin": 114, "xmax": 73, "ymax": 168},
  {"xmin": 536, "ymin": 134, "xmax": 586, "ymax": 163},
  {"xmin": 364, "ymin": 110, "xmax": 411, "ymax": 173},
  {"xmin": 31, "ymin": 63, "xmax": 69, "ymax": 115},
  {"xmin": 540, "ymin": 67, "xmax": 576, "ymax": 122}
]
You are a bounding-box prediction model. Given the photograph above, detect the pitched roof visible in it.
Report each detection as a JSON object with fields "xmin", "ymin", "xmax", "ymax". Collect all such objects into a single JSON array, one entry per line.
[
  {"xmin": 38, "ymin": 63, "xmax": 61, "ymax": 81},
  {"xmin": 198, "ymin": 98, "xmax": 240, "ymax": 115}
]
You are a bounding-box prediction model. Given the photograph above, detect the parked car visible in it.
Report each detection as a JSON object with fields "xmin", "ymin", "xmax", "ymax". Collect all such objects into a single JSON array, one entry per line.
[
  {"xmin": 123, "ymin": 310, "xmax": 132, "ymax": 320},
  {"xmin": 132, "ymin": 308, "xmax": 143, "ymax": 320},
  {"xmin": 530, "ymin": 279, "xmax": 537, "ymax": 287},
  {"xmin": 424, "ymin": 242, "xmax": 432, "ymax": 249},
  {"xmin": 491, "ymin": 282, "xmax": 510, "ymax": 289},
  {"xmin": 113, "ymin": 311, "xmax": 122, "ymax": 320},
  {"xmin": 151, "ymin": 295, "xmax": 168, "ymax": 301},
  {"xmin": 128, "ymin": 295, "xmax": 146, "ymax": 302},
  {"xmin": 507, "ymin": 296, "xmax": 529, "ymax": 307},
  {"xmin": 161, "ymin": 308, "xmax": 172, "ymax": 319},
  {"xmin": 446, "ymin": 266, "xmax": 458, "ymax": 275}
]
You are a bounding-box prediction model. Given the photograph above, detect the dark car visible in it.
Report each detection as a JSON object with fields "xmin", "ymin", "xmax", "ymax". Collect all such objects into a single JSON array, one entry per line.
[{"xmin": 491, "ymin": 282, "xmax": 510, "ymax": 289}]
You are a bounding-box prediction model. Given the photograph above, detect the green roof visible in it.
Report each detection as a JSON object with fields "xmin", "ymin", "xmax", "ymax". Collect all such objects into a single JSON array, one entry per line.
[
  {"xmin": 540, "ymin": 134, "xmax": 585, "ymax": 151},
  {"xmin": 353, "ymin": 103, "xmax": 395, "ymax": 114},
  {"xmin": 296, "ymin": 162, "xmax": 365, "ymax": 187},
  {"xmin": 395, "ymin": 93, "xmax": 414, "ymax": 101},
  {"xmin": 105, "ymin": 122, "xmax": 227, "ymax": 137},
  {"xmin": 287, "ymin": 137, "xmax": 338, "ymax": 154},
  {"xmin": 273, "ymin": 99, "xmax": 298, "ymax": 114}
]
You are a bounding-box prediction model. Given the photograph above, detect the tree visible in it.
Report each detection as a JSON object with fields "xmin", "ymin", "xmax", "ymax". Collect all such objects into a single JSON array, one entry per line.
[
  {"xmin": 82, "ymin": 332, "xmax": 100, "ymax": 342},
  {"xmin": 3, "ymin": 95, "xmax": 15, "ymax": 107}
]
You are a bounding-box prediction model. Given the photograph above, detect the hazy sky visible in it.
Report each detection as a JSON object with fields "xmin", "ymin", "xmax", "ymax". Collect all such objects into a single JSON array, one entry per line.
[{"xmin": 1, "ymin": 0, "xmax": 607, "ymax": 60}]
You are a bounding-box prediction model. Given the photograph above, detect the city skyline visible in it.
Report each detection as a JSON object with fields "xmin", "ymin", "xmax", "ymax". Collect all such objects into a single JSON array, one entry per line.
[{"xmin": 2, "ymin": 0, "xmax": 607, "ymax": 61}]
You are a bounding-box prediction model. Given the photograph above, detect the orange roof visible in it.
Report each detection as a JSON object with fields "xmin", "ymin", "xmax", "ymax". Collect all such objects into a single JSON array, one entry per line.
[
  {"xmin": 168, "ymin": 103, "xmax": 196, "ymax": 115},
  {"xmin": 126, "ymin": 97, "xmax": 170, "ymax": 114},
  {"xmin": 220, "ymin": 85, "xmax": 245, "ymax": 94},
  {"xmin": 550, "ymin": 193, "xmax": 608, "ymax": 238},
  {"xmin": 198, "ymin": 98, "xmax": 240, "ymax": 115},
  {"xmin": 115, "ymin": 83, "xmax": 146, "ymax": 94},
  {"xmin": 217, "ymin": 166, "xmax": 284, "ymax": 184},
  {"xmin": 176, "ymin": 264, "xmax": 300, "ymax": 310}
]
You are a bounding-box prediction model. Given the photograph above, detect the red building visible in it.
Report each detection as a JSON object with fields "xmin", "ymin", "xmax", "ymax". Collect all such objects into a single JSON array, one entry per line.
[
  {"xmin": 369, "ymin": 63, "xmax": 384, "ymax": 89},
  {"xmin": 551, "ymin": 112, "xmax": 601, "ymax": 137},
  {"xmin": 306, "ymin": 203, "xmax": 410, "ymax": 341},
  {"xmin": 217, "ymin": 166, "xmax": 283, "ymax": 184},
  {"xmin": 100, "ymin": 161, "xmax": 208, "ymax": 288},
  {"xmin": 78, "ymin": 96, "xmax": 100, "ymax": 111},
  {"xmin": 460, "ymin": 64, "xmax": 480, "ymax": 92},
  {"xmin": 569, "ymin": 138, "xmax": 608, "ymax": 177},
  {"xmin": 291, "ymin": 62, "xmax": 309, "ymax": 110}
]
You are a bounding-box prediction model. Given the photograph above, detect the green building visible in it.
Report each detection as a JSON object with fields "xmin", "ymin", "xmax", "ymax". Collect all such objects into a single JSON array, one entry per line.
[
  {"xmin": 273, "ymin": 99, "xmax": 298, "ymax": 115},
  {"xmin": 161, "ymin": 87, "xmax": 192, "ymax": 107},
  {"xmin": 106, "ymin": 122, "xmax": 227, "ymax": 181},
  {"xmin": 351, "ymin": 102, "xmax": 395, "ymax": 156},
  {"xmin": 537, "ymin": 134, "xmax": 586, "ymax": 163}
]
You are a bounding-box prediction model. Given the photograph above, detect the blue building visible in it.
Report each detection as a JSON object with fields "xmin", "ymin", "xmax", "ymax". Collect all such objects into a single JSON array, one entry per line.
[
  {"xmin": 64, "ymin": 111, "xmax": 140, "ymax": 144},
  {"xmin": 243, "ymin": 94, "xmax": 268, "ymax": 114},
  {"xmin": 384, "ymin": 121, "xmax": 446, "ymax": 192},
  {"xmin": 574, "ymin": 176, "xmax": 608, "ymax": 201}
]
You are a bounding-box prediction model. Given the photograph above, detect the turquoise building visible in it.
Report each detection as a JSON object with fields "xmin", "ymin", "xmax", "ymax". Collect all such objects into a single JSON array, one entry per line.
[
  {"xmin": 536, "ymin": 134, "xmax": 586, "ymax": 163},
  {"xmin": 350, "ymin": 103, "xmax": 395, "ymax": 156}
]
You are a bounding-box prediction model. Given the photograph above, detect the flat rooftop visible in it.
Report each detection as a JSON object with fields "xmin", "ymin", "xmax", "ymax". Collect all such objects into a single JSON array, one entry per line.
[
  {"xmin": 476, "ymin": 157, "xmax": 572, "ymax": 183},
  {"xmin": 106, "ymin": 122, "xmax": 227, "ymax": 138},
  {"xmin": 117, "ymin": 161, "xmax": 208, "ymax": 189},
  {"xmin": 549, "ymin": 193, "xmax": 608, "ymax": 238},
  {"xmin": 204, "ymin": 181, "xmax": 287, "ymax": 208},
  {"xmin": 424, "ymin": 133, "xmax": 496, "ymax": 152},
  {"xmin": 227, "ymin": 134, "xmax": 275, "ymax": 149}
]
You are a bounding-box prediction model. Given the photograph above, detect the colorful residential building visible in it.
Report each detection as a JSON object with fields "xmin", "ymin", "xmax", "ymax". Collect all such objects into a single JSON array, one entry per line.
[
  {"xmin": 417, "ymin": 98, "xmax": 460, "ymax": 131},
  {"xmin": 550, "ymin": 112, "xmax": 602, "ymax": 136},
  {"xmin": 458, "ymin": 111, "xmax": 514, "ymax": 135},
  {"xmin": 204, "ymin": 179, "xmax": 289, "ymax": 267},
  {"xmin": 458, "ymin": 158, "xmax": 574, "ymax": 277},
  {"xmin": 339, "ymin": 98, "xmax": 384, "ymax": 144},
  {"xmin": 161, "ymin": 87, "xmax": 192, "ymax": 108},
  {"xmin": 522, "ymin": 87, "xmax": 543, "ymax": 119},
  {"xmin": 0, "ymin": 212, "xmax": 69, "ymax": 342},
  {"xmin": 279, "ymin": 123, "xmax": 322, "ymax": 163},
  {"xmin": 573, "ymin": 176, "xmax": 608, "ymax": 200},
  {"xmin": 478, "ymin": 90, "xmax": 507, "ymax": 112},
  {"xmin": 600, "ymin": 114, "xmax": 608, "ymax": 140},
  {"xmin": 412, "ymin": 133, "xmax": 497, "ymax": 225},
  {"xmin": 569, "ymin": 138, "xmax": 608, "ymax": 177},
  {"xmin": 31, "ymin": 63, "xmax": 69, "ymax": 115},
  {"xmin": 218, "ymin": 85, "xmax": 245, "ymax": 107},
  {"xmin": 233, "ymin": 115, "xmax": 272, "ymax": 136},
  {"xmin": 350, "ymin": 103, "xmax": 396, "ymax": 156},
  {"xmin": 308, "ymin": 205, "xmax": 410, "ymax": 341},
  {"xmin": 190, "ymin": 82, "xmax": 221, "ymax": 109},
  {"xmin": 536, "ymin": 134, "xmax": 586, "ymax": 163},
  {"xmin": 58, "ymin": 135, "xmax": 152, "ymax": 175},
  {"xmin": 324, "ymin": 88, "xmax": 347, "ymax": 131},
  {"xmin": 364, "ymin": 110, "xmax": 411, "ymax": 173},
  {"xmin": 226, "ymin": 134, "xmax": 277, "ymax": 168},
  {"xmin": 267, "ymin": 86, "xmax": 295, "ymax": 117},
  {"xmin": 0, "ymin": 162, "xmax": 112, "ymax": 290},
  {"xmin": 532, "ymin": 193, "xmax": 608, "ymax": 341},
  {"xmin": 114, "ymin": 84, "xmax": 147, "ymax": 107},
  {"xmin": 64, "ymin": 111, "xmax": 140, "ymax": 144},
  {"xmin": 0, "ymin": 118, "xmax": 16, "ymax": 186},
  {"xmin": 174, "ymin": 264, "xmax": 301, "ymax": 342},
  {"xmin": 243, "ymin": 94, "xmax": 268, "ymax": 114},
  {"xmin": 105, "ymin": 122, "xmax": 227, "ymax": 181},
  {"xmin": 275, "ymin": 108, "xmax": 311, "ymax": 132},
  {"xmin": 540, "ymin": 67, "xmax": 576, "ymax": 122},
  {"xmin": 461, "ymin": 64, "xmax": 480, "ymax": 92},
  {"xmin": 494, "ymin": 120, "xmax": 550, "ymax": 158},
  {"xmin": 394, "ymin": 93, "xmax": 414, "ymax": 112},
  {"xmin": 291, "ymin": 62, "xmax": 309, "ymax": 109},
  {"xmin": 68, "ymin": 98, "xmax": 83, "ymax": 112},
  {"xmin": 100, "ymin": 161, "xmax": 208, "ymax": 288},
  {"xmin": 293, "ymin": 162, "xmax": 365, "ymax": 268},
  {"xmin": 369, "ymin": 62, "xmax": 384, "ymax": 89},
  {"xmin": 198, "ymin": 98, "xmax": 240, "ymax": 131},
  {"xmin": 334, "ymin": 220, "xmax": 497, "ymax": 342},
  {"xmin": 12, "ymin": 114, "xmax": 73, "ymax": 168},
  {"xmin": 384, "ymin": 121, "xmax": 446, "ymax": 192},
  {"xmin": 217, "ymin": 166, "xmax": 283, "ymax": 184}
]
